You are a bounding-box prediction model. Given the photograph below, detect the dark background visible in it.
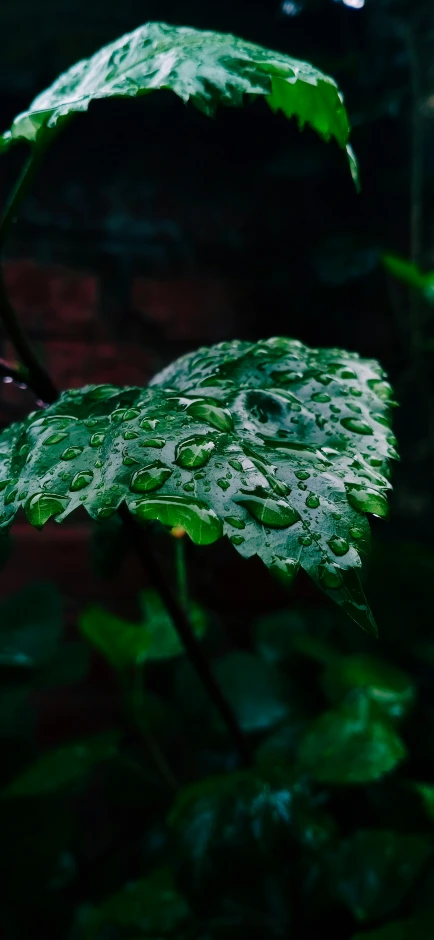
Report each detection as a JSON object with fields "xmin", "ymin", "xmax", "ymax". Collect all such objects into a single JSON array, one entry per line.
[{"xmin": 0, "ymin": 0, "xmax": 433, "ymax": 630}]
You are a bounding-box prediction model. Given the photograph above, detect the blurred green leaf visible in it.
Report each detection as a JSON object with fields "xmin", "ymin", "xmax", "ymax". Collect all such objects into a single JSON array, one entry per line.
[
  {"xmin": 255, "ymin": 718, "xmax": 309, "ymax": 768},
  {"xmin": 80, "ymin": 590, "xmax": 207, "ymax": 670},
  {"xmin": 76, "ymin": 867, "xmax": 190, "ymax": 939},
  {"xmin": 329, "ymin": 829, "xmax": 431, "ymax": 922},
  {"xmin": 2, "ymin": 730, "xmax": 120, "ymax": 797},
  {"xmin": 0, "ymin": 684, "xmax": 33, "ymax": 738},
  {"xmin": 0, "ymin": 581, "xmax": 62, "ymax": 669},
  {"xmin": 382, "ymin": 255, "xmax": 434, "ymax": 303},
  {"xmin": 169, "ymin": 769, "xmax": 333, "ymax": 923},
  {"xmin": 213, "ymin": 651, "xmax": 296, "ymax": 733},
  {"xmin": 254, "ymin": 609, "xmax": 307, "ymax": 665},
  {"xmin": 139, "ymin": 588, "xmax": 207, "ymax": 660},
  {"xmin": 321, "ymin": 654, "xmax": 415, "ymax": 721},
  {"xmin": 33, "ymin": 641, "xmax": 90, "ymax": 688},
  {"xmin": 297, "ymin": 692, "xmax": 406, "ymax": 784}
]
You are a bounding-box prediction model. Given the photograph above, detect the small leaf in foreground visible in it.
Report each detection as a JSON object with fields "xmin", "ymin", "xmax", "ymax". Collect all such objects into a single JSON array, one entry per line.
[
  {"xmin": 213, "ymin": 651, "xmax": 296, "ymax": 733},
  {"xmin": 2, "ymin": 730, "xmax": 120, "ymax": 797},
  {"xmin": 329, "ymin": 829, "xmax": 431, "ymax": 922},
  {"xmin": 297, "ymin": 692, "xmax": 406, "ymax": 784}
]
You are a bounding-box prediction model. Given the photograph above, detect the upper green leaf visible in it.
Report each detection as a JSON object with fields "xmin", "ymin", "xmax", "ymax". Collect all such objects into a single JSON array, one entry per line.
[
  {"xmin": 0, "ymin": 337, "xmax": 397, "ymax": 632},
  {"xmin": 0, "ymin": 21, "xmax": 355, "ymax": 178}
]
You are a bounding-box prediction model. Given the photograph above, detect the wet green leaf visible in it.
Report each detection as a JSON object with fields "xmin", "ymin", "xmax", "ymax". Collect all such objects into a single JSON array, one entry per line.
[
  {"xmin": 0, "ymin": 581, "xmax": 62, "ymax": 669},
  {"xmin": 329, "ymin": 829, "xmax": 431, "ymax": 921},
  {"xmin": 0, "ymin": 23, "xmax": 355, "ymax": 178},
  {"xmin": 76, "ymin": 867, "xmax": 190, "ymax": 939},
  {"xmin": 321, "ymin": 654, "xmax": 415, "ymax": 721},
  {"xmin": 2, "ymin": 730, "xmax": 120, "ymax": 797},
  {"xmin": 0, "ymin": 340, "xmax": 396, "ymax": 632},
  {"xmin": 298, "ymin": 692, "xmax": 406, "ymax": 784}
]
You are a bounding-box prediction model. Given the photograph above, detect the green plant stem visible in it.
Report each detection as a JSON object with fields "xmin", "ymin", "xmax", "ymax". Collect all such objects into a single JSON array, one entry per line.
[
  {"xmin": 129, "ymin": 666, "xmax": 178, "ymax": 791},
  {"xmin": 0, "ymin": 147, "xmax": 58, "ymax": 404},
  {"xmin": 175, "ymin": 536, "xmax": 189, "ymax": 610},
  {"xmin": 119, "ymin": 505, "xmax": 251, "ymax": 768}
]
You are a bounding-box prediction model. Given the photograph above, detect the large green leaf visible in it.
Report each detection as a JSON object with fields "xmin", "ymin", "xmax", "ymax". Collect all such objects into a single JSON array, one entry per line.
[
  {"xmin": 0, "ymin": 22, "xmax": 355, "ymax": 177},
  {"xmin": 0, "ymin": 337, "xmax": 397, "ymax": 632},
  {"xmin": 1, "ymin": 730, "xmax": 120, "ymax": 797},
  {"xmin": 328, "ymin": 829, "xmax": 431, "ymax": 922},
  {"xmin": 75, "ymin": 867, "xmax": 190, "ymax": 939},
  {"xmin": 297, "ymin": 691, "xmax": 406, "ymax": 784}
]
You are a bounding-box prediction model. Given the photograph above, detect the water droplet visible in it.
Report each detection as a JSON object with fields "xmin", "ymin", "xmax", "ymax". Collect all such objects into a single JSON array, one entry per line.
[
  {"xmin": 95, "ymin": 460, "xmax": 103, "ymax": 468},
  {"xmin": 18, "ymin": 445, "xmax": 29, "ymax": 458},
  {"xmin": 367, "ymin": 379, "xmax": 392, "ymax": 401},
  {"xmin": 330, "ymin": 405, "xmax": 341, "ymax": 414},
  {"xmin": 295, "ymin": 470, "xmax": 310, "ymax": 481},
  {"xmin": 235, "ymin": 494, "xmax": 300, "ymax": 528},
  {"xmin": 225, "ymin": 516, "xmax": 246, "ymax": 529},
  {"xmin": 183, "ymin": 482, "xmax": 194, "ymax": 492},
  {"xmin": 175, "ymin": 436, "xmax": 216, "ymax": 469},
  {"xmin": 111, "ymin": 409, "xmax": 127, "ymax": 422},
  {"xmin": 96, "ymin": 506, "xmax": 116, "ymax": 519},
  {"xmin": 123, "ymin": 408, "xmax": 140, "ymax": 421},
  {"xmin": 186, "ymin": 400, "xmax": 233, "ymax": 431},
  {"xmin": 139, "ymin": 438, "xmax": 166, "ymax": 449},
  {"xmin": 317, "ymin": 373, "xmax": 332, "ymax": 385},
  {"xmin": 90, "ymin": 433, "xmax": 105, "ymax": 447},
  {"xmin": 61, "ymin": 447, "xmax": 83, "ymax": 460},
  {"xmin": 347, "ymin": 402, "xmax": 362, "ymax": 414},
  {"xmin": 0, "ymin": 480, "xmax": 9, "ymax": 492},
  {"xmin": 271, "ymin": 370, "xmax": 303, "ymax": 384},
  {"xmin": 133, "ymin": 496, "xmax": 222, "ymax": 545},
  {"xmin": 339, "ymin": 369, "xmax": 357, "ymax": 380},
  {"xmin": 346, "ymin": 485, "xmax": 389, "ymax": 518},
  {"xmin": 350, "ymin": 526, "xmax": 364, "ymax": 540},
  {"xmin": 122, "ymin": 449, "xmax": 139, "ymax": 466},
  {"xmin": 70, "ymin": 470, "xmax": 94, "ymax": 492},
  {"xmin": 43, "ymin": 432, "xmax": 68, "ymax": 446},
  {"xmin": 123, "ymin": 430, "xmax": 139, "ymax": 440},
  {"xmin": 305, "ymin": 493, "xmax": 320, "ymax": 509},
  {"xmin": 312, "ymin": 392, "xmax": 331, "ymax": 403},
  {"xmin": 230, "ymin": 535, "xmax": 245, "ymax": 545},
  {"xmin": 89, "ymin": 385, "xmax": 118, "ymax": 400},
  {"xmin": 327, "ymin": 535, "xmax": 349, "ymax": 556},
  {"xmin": 341, "ymin": 417, "xmax": 373, "ymax": 435},
  {"xmin": 270, "ymin": 557, "xmax": 299, "ymax": 585},
  {"xmin": 26, "ymin": 492, "xmax": 68, "ymax": 527},
  {"xmin": 367, "ymin": 457, "xmax": 382, "ymax": 467},
  {"xmin": 298, "ymin": 482, "xmax": 307, "ymax": 491},
  {"xmin": 85, "ymin": 417, "xmax": 106, "ymax": 428},
  {"xmin": 140, "ymin": 418, "xmax": 159, "ymax": 430},
  {"xmin": 130, "ymin": 463, "xmax": 173, "ymax": 493},
  {"xmin": 194, "ymin": 470, "xmax": 206, "ymax": 479},
  {"xmin": 332, "ymin": 512, "xmax": 341, "ymax": 520},
  {"xmin": 318, "ymin": 562, "xmax": 343, "ymax": 590},
  {"xmin": 217, "ymin": 478, "xmax": 230, "ymax": 491},
  {"xmin": 4, "ymin": 488, "xmax": 17, "ymax": 505},
  {"xmin": 349, "ymin": 386, "xmax": 362, "ymax": 397},
  {"xmin": 298, "ymin": 535, "xmax": 312, "ymax": 546},
  {"xmin": 228, "ymin": 459, "xmax": 242, "ymax": 472}
]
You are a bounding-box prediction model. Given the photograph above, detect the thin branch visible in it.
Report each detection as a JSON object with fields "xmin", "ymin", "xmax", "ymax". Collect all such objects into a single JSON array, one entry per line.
[
  {"xmin": 119, "ymin": 505, "xmax": 251, "ymax": 768},
  {"xmin": 0, "ymin": 147, "xmax": 58, "ymax": 404}
]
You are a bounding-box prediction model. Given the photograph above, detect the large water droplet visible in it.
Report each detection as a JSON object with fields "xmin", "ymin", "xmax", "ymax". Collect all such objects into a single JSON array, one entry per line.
[
  {"xmin": 140, "ymin": 418, "xmax": 159, "ymax": 430},
  {"xmin": 305, "ymin": 493, "xmax": 320, "ymax": 509},
  {"xmin": 346, "ymin": 485, "xmax": 388, "ymax": 518},
  {"xmin": 130, "ymin": 463, "xmax": 173, "ymax": 493},
  {"xmin": 4, "ymin": 488, "xmax": 17, "ymax": 505},
  {"xmin": 123, "ymin": 429, "xmax": 139, "ymax": 440},
  {"xmin": 339, "ymin": 368, "xmax": 357, "ymax": 380},
  {"xmin": 298, "ymin": 535, "xmax": 312, "ymax": 546},
  {"xmin": 235, "ymin": 494, "xmax": 300, "ymax": 528},
  {"xmin": 327, "ymin": 535, "xmax": 349, "ymax": 556},
  {"xmin": 132, "ymin": 496, "xmax": 222, "ymax": 545},
  {"xmin": 183, "ymin": 482, "xmax": 194, "ymax": 492},
  {"xmin": 295, "ymin": 471, "xmax": 310, "ymax": 481},
  {"xmin": 186, "ymin": 400, "xmax": 233, "ymax": 431},
  {"xmin": 111, "ymin": 409, "xmax": 127, "ymax": 422},
  {"xmin": 225, "ymin": 516, "xmax": 245, "ymax": 529},
  {"xmin": 43, "ymin": 432, "xmax": 68, "ymax": 446},
  {"xmin": 341, "ymin": 417, "xmax": 373, "ymax": 435},
  {"xmin": 319, "ymin": 562, "xmax": 343, "ymax": 590},
  {"xmin": 139, "ymin": 438, "xmax": 166, "ymax": 449},
  {"xmin": 70, "ymin": 470, "xmax": 94, "ymax": 492},
  {"xmin": 228, "ymin": 458, "xmax": 242, "ymax": 472},
  {"xmin": 90, "ymin": 433, "xmax": 105, "ymax": 447},
  {"xmin": 89, "ymin": 385, "xmax": 118, "ymax": 400},
  {"xmin": 230, "ymin": 535, "xmax": 245, "ymax": 545},
  {"xmin": 367, "ymin": 379, "xmax": 392, "ymax": 401},
  {"xmin": 270, "ymin": 557, "xmax": 299, "ymax": 585},
  {"xmin": 217, "ymin": 478, "xmax": 230, "ymax": 491},
  {"xmin": 61, "ymin": 447, "xmax": 83, "ymax": 460},
  {"xmin": 26, "ymin": 492, "xmax": 68, "ymax": 527},
  {"xmin": 312, "ymin": 392, "xmax": 331, "ymax": 403},
  {"xmin": 175, "ymin": 436, "xmax": 216, "ymax": 469},
  {"xmin": 347, "ymin": 402, "xmax": 362, "ymax": 414},
  {"xmin": 349, "ymin": 526, "xmax": 364, "ymax": 540}
]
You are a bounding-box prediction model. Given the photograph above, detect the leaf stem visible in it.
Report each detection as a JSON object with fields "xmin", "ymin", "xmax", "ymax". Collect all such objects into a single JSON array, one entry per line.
[
  {"xmin": 119, "ymin": 505, "xmax": 251, "ymax": 768},
  {"xmin": 0, "ymin": 146, "xmax": 58, "ymax": 404}
]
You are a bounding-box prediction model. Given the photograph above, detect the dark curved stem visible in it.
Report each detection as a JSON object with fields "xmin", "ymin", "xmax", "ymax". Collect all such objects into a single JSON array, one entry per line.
[
  {"xmin": 0, "ymin": 147, "xmax": 58, "ymax": 404},
  {"xmin": 119, "ymin": 505, "xmax": 251, "ymax": 768}
]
